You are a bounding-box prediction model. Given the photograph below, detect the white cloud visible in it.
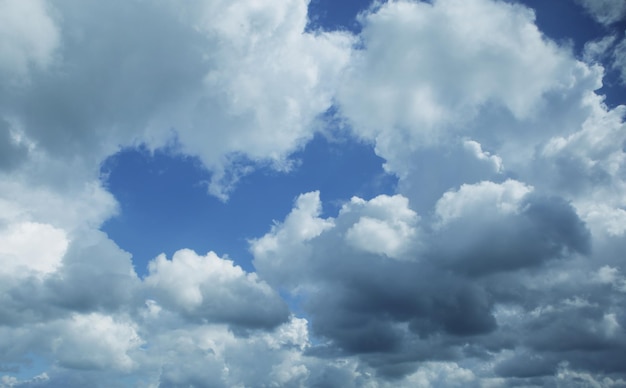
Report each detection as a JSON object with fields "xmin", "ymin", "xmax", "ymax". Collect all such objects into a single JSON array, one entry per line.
[
  {"xmin": 170, "ymin": 0, "xmax": 354, "ymax": 198},
  {"xmin": 0, "ymin": 0, "xmax": 354, "ymax": 200},
  {"xmin": 434, "ymin": 180, "xmax": 532, "ymax": 226},
  {"xmin": 404, "ymin": 362, "xmax": 476, "ymax": 388},
  {"xmin": 0, "ymin": 0, "xmax": 626, "ymax": 385},
  {"xmin": 251, "ymin": 191, "xmax": 334, "ymax": 288},
  {"xmin": 339, "ymin": 0, "xmax": 573, "ymax": 145},
  {"xmin": 144, "ymin": 249, "xmax": 288, "ymax": 328},
  {"xmin": 463, "ymin": 140, "xmax": 503, "ymax": 173},
  {"xmin": 335, "ymin": 0, "xmax": 599, "ymax": 215},
  {"xmin": 135, "ymin": 316, "xmax": 319, "ymax": 388},
  {"xmin": 343, "ymin": 194, "xmax": 420, "ymax": 259},
  {"xmin": 575, "ymin": 0, "xmax": 626, "ymax": 25},
  {"xmin": 0, "ymin": 222, "xmax": 67, "ymax": 277},
  {"xmin": 0, "ymin": 373, "xmax": 49, "ymax": 388},
  {"xmin": 52, "ymin": 313, "xmax": 143, "ymax": 372}
]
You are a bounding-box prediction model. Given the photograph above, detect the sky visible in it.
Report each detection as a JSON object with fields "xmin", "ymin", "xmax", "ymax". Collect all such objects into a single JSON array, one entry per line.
[{"xmin": 1, "ymin": 0, "xmax": 626, "ymax": 387}]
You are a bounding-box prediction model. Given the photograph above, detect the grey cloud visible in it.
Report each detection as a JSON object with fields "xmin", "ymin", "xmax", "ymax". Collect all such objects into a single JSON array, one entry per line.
[
  {"xmin": 396, "ymin": 144, "xmax": 505, "ymax": 213},
  {"xmin": 251, "ymin": 181, "xmax": 624, "ymax": 383},
  {"xmin": 44, "ymin": 231, "xmax": 140, "ymax": 314},
  {"xmin": 494, "ymin": 351, "xmax": 559, "ymax": 378},
  {"xmin": 253, "ymin": 192, "xmax": 504, "ymax": 377},
  {"xmin": 434, "ymin": 194, "xmax": 591, "ymax": 277},
  {"xmin": 1, "ymin": 0, "xmax": 352, "ymax": 198},
  {"xmin": 1, "ymin": 0, "xmax": 626, "ymax": 385},
  {"xmin": 0, "ymin": 120, "xmax": 28, "ymax": 171},
  {"xmin": 0, "ymin": 230, "xmax": 138, "ymax": 327},
  {"xmin": 159, "ymin": 351, "xmax": 227, "ymax": 388},
  {"xmin": 7, "ymin": 0, "xmax": 207, "ymax": 161}
]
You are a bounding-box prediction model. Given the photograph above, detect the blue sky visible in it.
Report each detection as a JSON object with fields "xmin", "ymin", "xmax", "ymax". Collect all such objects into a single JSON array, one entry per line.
[
  {"xmin": 101, "ymin": 133, "xmax": 396, "ymax": 275},
  {"xmin": 1, "ymin": 0, "xmax": 626, "ymax": 386}
]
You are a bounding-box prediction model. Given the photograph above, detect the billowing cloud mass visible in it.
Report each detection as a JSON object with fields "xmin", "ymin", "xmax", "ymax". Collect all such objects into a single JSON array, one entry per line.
[{"xmin": 1, "ymin": 0, "xmax": 626, "ymax": 386}]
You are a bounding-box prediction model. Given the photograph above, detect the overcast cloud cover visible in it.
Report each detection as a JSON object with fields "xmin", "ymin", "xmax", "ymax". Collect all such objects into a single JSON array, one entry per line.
[{"xmin": 1, "ymin": 0, "xmax": 626, "ymax": 386}]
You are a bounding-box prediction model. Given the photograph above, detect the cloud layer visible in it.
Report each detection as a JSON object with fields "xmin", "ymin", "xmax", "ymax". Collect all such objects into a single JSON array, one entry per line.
[{"xmin": 1, "ymin": 0, "xmax": 626, "ymax": 386}]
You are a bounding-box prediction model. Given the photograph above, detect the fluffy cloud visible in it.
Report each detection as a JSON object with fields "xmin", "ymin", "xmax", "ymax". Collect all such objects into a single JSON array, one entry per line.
[
  {"xmin": 52, "ymin": 313, "xmax": 143, "ymax": 372},
  {"xmin": 251, "ymin": 190, "xmax": 335, "ymax": 288},
  {"xmin": 0, "ymin": 222, "xmax": 67, "ymax": 277},
  {"xmin": 173, "ymin": 0, "xmax": 354, "ymax": 198},
  {"xmin": 0, "ymin": 1, "xmax": 352, "ymax": 380},
  {"xmin": 249, "ymin": 184, "xmax": 620, "ymax": 383},
  {"xmin": 0, "ymin": 0, "xmax": 353, "ymax": 200},
  {"xmin": 432, "ymin": 181, "xmax": 591, "ymax": 275},
  {"xmin": 253, "ymin": 190, "xmax": 497, "ymax": 366},
  {"xmin": 344, "ymin": 194, "xmax": 419, "ymax": 260},
  {"xmin": 144, "ymin": 249, "xmax": 289, "ymax": 329},
  {"xmin": 1, "ymin": 0, "xmax": 626, "ymax": 385},
  {"xmin": 248, "ymin": 1, "xmax": 625, "ymax": 380},
  {"xmin": 339, "ymin": 0, "xmax": 574, "ymax": 139},
  {"xmin": 337, "ymin": 0, "xmax": 610, "ymax": 213}
]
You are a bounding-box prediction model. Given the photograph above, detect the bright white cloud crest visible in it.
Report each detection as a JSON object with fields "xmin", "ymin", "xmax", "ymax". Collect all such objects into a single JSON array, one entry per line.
[
  {"xmin": 344, "ymin": 194, "xmax": 419, "ymax": 259},
  {"xmin": 0, "ymin": 222, "xmax": 67, "ymax": 277},
  {"xmin": 1, "ymin": 0, "xmax": 626, "ymax": 386}
]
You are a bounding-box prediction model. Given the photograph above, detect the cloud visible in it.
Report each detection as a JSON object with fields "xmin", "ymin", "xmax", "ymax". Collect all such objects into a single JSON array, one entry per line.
[
  {"xmin": 575, "ymin": 0, "xmax": 626, "ymax": 26},
  {"xmin": 343, "ymin": 194, "xmax": 420, "ymax": 260},
  {"xmin": 249, "ymin": 184, "xmax": 619, "ymax": 383},
  {"xmin": 134, "ymin": 315, "xmax": 323, "ymax": 388},
  {"xmin": 0, "ymin": 0, "xmax": 59, "ymax": 79},
  {"xmin": 0, "ymin": 0, "xmax": 354, "ymax": 200},
  {"xmin": 339, "ymin": 0, "xmax": 573, "ymax": 140},
  {"xmin": 433, "ymin": 182, "xmax": 591, "ymax": 276},
  {"xmin": 583, "ymin": 35, "xmax": 617, "ymax": 64},
  {"xmin": 1, "ymin": 0, "xmax": 626, "ymax": 385},
  {"xmin": 252, "ymin": 191, "xmax": 499, "ymax": 368},
  {"xmin": 51, "ymin": 313, "xmax": 143, "ymax": 372},
  {"xmin": 0, "ymin": 120, "xmax": 29, "ymax": 171},
  {"xmin": 613, "ymin": 36, "xmax": 626, "ymax": 84},
  {"xmin": 0, "ymin": 222, "xmax": 67, "ymax": 277},
  {"xmin": 144, "ymin": 249, "xmax": 289, "ymax": 329},
  {"xmin": 336, "ymin": 0, "xmax": 604, "ymax": 217},
  {"xmin": 434, "ymin": 180, "xmax": 532, "ymax": 226}
]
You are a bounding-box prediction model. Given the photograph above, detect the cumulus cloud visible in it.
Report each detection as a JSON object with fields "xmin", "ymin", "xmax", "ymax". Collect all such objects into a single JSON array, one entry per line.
[
  {"xmin": 0, "ymin": 222, "xmax": 67, "ymax": 277},
  {"xmin": 0, "ymin": 0, "xmax": 354, "ymax": 200},
  {"xmin": 144, "ymin": 249, "xmax": 289, "ymax": 329},
  {"xmin": 343, "ymin": 194, "xmax": 420, "ymax": 260},
  {"xmin": 52, "ymin": 313, "xmax": 143, "ymax": 372},
  {"xmin": 1, "ymin": 0, "xmax": 626, "ymax": 386},
  {"xmin": 433, "ymin": 181, "xmax": 591, "ymax": 276},
  {"xmin": 339, "ymin": 0, "xmax": 573, "ymax": 139},
  {"xmin": 253, "ymin": 191, "xmax": 497, "ymax": 364}
]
